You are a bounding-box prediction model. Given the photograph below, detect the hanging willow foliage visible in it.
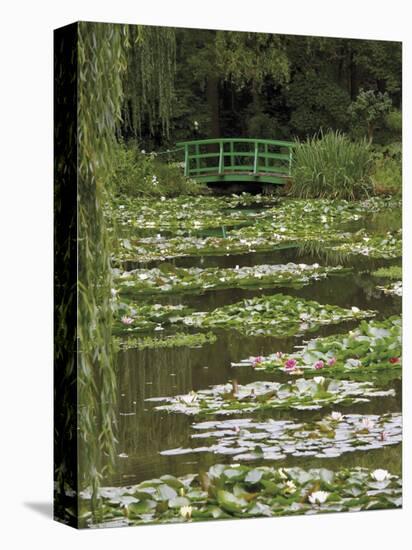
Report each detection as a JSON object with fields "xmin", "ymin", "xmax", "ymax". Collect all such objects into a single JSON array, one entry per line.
[
  {"xmin": 77, "ymin": 21, "xmax": 128, "ymax": 507},
  {"xmin": 215, "ymin": 31, "xmax": 290, "ymax": 91},
  {"xmin": 124, "ymin": 25, "xmax": 176, "ymax": 137}
]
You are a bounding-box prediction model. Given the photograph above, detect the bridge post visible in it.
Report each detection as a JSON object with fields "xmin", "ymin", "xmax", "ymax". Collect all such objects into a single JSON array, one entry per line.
[
  {"xmin": 195, "ymin": 143, "xmax": 200, "ymax": 175},
  {"xmin": 184, "ymin": 144, "xmax": 189, "ymax": 177},
  {"xmin": 218, "ymin": 141, "xmax": 224, "ymax": 174},
  {"xmin": 253, "ymin": 141, "xmax": 259, "ymax": 174}
]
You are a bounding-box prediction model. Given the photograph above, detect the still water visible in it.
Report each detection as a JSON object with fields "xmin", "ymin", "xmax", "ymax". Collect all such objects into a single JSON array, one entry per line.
[{"xmin": 107, "ymin": 206, "xmax": 402, "ymax": 486}]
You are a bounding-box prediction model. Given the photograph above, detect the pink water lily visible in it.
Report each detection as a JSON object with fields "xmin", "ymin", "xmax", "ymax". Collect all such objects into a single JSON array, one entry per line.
[
  {"xmin": 327, "ymin": 357, "xmax": 337, "ymax": 367},
  {"xmin": 284, "ymin": 358, "xmax": 297, "ymax": 371},
  {"xmin": 314, "ymin": 360, "xmax": 324, "ymax": 370},
  {"xmin": 275, "ymin": 351, "xmax": 284, "ymax": 359},
  {"xmin": 251, "ymin": 356, "xmax": 264, "ymax": 367},
  {"xmin": 121, "ymin": 316, "xmax": 134, "ymax": 325}
]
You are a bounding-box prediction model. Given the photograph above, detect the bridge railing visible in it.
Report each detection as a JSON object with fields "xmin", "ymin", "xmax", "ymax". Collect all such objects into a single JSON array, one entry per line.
[{"xmin": 176, "ymin": 138, "xmax": 295, "ymax": 182}]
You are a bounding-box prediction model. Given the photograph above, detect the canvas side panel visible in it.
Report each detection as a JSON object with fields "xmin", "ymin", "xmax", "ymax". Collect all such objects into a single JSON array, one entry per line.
[{"xmin": 53, "ymin": 22, "xmax": 79, "ymax": 529}]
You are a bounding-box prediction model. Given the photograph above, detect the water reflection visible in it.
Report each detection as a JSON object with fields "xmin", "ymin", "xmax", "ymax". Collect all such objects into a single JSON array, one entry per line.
[{"xmin": 105, "ymin": 206, "xmax": 402, "ymax": 488}]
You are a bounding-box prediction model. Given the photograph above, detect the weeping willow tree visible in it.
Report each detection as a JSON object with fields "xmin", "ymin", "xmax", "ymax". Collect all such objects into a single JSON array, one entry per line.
[
  {"xmin": 76, "ymin": 22, "xmax": 178, "ymax": 516},
  {"xmin": 123, "ymin": 25, "xmax": 176, "ymax": 137},
  {"xmin": 77, "ymin": 22, "xmax": 129, "ymax": 511}
]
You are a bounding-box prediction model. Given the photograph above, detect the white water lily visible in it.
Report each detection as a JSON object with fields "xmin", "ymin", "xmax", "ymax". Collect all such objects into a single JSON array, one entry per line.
[
  {"xmin": 371, "ymin": 469, "xmax": 390, "ymax": 482},
  {"xmin": 180, "ymin": 505, "xmax": 193, "ymax": 519},
  {"xmin": 351, "ymin": 306, "xmax": 360, "ymax": 313},
  {"xmin": 330, "ymin": 411, "xmax": 344, "ymax": 421},
  {"xmin": 361, "ymin": 417, "xmax": 375, "ymax": 431},
  {"xmin": 284, "ymin": 480, "xmax": 297, "ymax": 494},
  {"xmin": 313, "ymin": 376, "xmax": 325, "ymax": 385},
  {"xmin": 308, "ymin": 490, "xmax": 329, "ymax": 504},
  {"xmin": 313, "ymin": 263, "xmax": 319, "ymax": 268},
  {"xmin": 277, "ymin": 468, "xmax": 288, "ymax": 480},
  {"xmin": 179, "ymin": 391, "xmax": 198, "ymax": 405}
]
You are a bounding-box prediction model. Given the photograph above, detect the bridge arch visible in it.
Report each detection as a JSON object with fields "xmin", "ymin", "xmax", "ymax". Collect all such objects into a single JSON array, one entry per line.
[{"xmin": 176, "ymin": 137, "xmax": 294, "ymax": 186}]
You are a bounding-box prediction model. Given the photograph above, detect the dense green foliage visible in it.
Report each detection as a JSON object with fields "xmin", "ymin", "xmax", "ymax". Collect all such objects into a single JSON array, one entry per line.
[
  {"xmin": 349, "ymin": 89, "xmax": 392, "ymax": 143},
  {"xmin": 127, "ymin": 31, "xmax": 401, "ymax": 148},
  {"xmin": 109, "ymin": 143, "xmax": 204, "ymax": 197},
  {"xmin": 77, "ymin": 22, "xmax": 128, "ymax": 504},
  {"xmin": 290, "ymin": 131, "xmax": 373, "ymax": 199},
  {"xmin": 372, "ymin": 265, "xmax": 402, "ymax": 280}
]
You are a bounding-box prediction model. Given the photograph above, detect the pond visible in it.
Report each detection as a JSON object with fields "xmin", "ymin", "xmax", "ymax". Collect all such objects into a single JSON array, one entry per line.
[{"xmin": 83, "ymin": 195, "xmax": 402, "ymax": 526}]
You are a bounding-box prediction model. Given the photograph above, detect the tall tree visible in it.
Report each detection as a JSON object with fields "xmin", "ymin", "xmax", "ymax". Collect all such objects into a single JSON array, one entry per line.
[{"xmin": 123, "ymin": 25, "xmax": 176, "ymax": 138}]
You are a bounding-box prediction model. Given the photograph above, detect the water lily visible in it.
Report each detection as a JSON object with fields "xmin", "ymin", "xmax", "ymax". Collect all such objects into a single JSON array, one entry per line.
[
  {"xmin": 371, "ymin": 469, "xmax": 390, "ymax": 482},
  {"xmin": 179, "ymin": 391, "xmax": 198, "ymax": 405},
  {"xmin": 327, "ymin": 357, "xmax": 337, "ymax": 367},
  {"xmin": 330, "ymin": 411, "xmax": 343, "ymax": 421},
  {"xmin": 389, "ymin": 357, "xmax": 400, "ymax": 364},
  {"xmin": 313, "ymin": 376, "xmax": 325, "ymax": 385},
  {"xmin": 284, "ymin": 358, "xmax": 297, "ymax": 371},
  {"xmin": 275, "ymin": 351, "xmax": 284, "ymax": 359},
  {"xmin": 361, "ymin": 417, "xmax": 375, "ymax": 431},
  {"xmin": 251, "ymin": 356, "xmax": 264, "ymax": 367},
  {"xmin": 284, "ymin": 480, "xmax": 297, "ymax": 494},
  {"xmin": 308, "ymin": 490, "xmax": 329, "ymax": 504},
  {"xmin": 351, "ymin": 306, "xmax": 360, "ymax": 313},
  {"xmin": 121, "ymin": 316, "xmax": 134, "ymax": 325},
  {"xmin": 277, "ymin": 468, "xmax": 288, "ymax": 480},
  {"xmin": 314, "ymin": 360, "xmax": 324, "ymax": 370},
  {"xmin": 180, "ymin": 505, "xmax": 193, "ymax": 520}
]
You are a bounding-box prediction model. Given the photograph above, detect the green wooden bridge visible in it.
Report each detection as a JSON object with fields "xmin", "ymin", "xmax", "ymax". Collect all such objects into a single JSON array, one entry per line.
[{"xmin": 176, "ymin": 137, "xmax": 294, "ymax": 186}]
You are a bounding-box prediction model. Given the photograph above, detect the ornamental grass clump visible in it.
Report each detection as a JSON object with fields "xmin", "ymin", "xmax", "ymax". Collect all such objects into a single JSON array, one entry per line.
[{"xmin": 290, "ymin": 131, "xmax": 373, "ymax": 200}]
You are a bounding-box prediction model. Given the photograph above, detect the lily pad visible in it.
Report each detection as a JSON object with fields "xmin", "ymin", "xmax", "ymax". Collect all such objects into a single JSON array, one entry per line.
[
  {"xmin": 83, "ymin": 464, "xmax": 402, "ymax": 526},
  {"xmin": 183, "ymin": 293, "xmax": 375, "ymax": 337},
  {"xmin": 160, "ymin": 413, "xmax": 402, "ymax": 461},
  {"xmin": 148, "ymin": 377, "xmax": 395, "ymax": 416},
  {"xmin": 238, "ymin": 316, "xmax": 401, "ymax": 381}
]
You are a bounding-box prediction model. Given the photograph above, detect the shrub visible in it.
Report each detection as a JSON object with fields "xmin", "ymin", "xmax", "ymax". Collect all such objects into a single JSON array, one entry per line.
[
  {"xmin": 369, "ymin": 141, "xmax": 402, "ymax": 196},
  {"xmin": 348, "ymin": 89, "xmax": 392, "ymax": 143},
  {"xmin": 371, "ymin": 157, "xmax": 402, "ymax": 196},
  {"xmin": 290, "ymin": 131, "xmax": 373, "ymax": 200},
  {"xmin": 109, "ymin": 143, "xmax": 206, "ymax": 197}
]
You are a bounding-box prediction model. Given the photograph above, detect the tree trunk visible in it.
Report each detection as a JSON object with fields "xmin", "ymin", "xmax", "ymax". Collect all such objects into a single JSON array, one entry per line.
[{"xmin": 206, "ymin": 75, "xmax": 220, "ymax": 138}]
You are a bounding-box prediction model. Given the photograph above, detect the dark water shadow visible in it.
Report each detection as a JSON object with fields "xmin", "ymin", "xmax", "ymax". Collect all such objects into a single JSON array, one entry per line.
[{"xmin": 24, "ymin": 501, "xmax": 53, "ymax": 519}]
